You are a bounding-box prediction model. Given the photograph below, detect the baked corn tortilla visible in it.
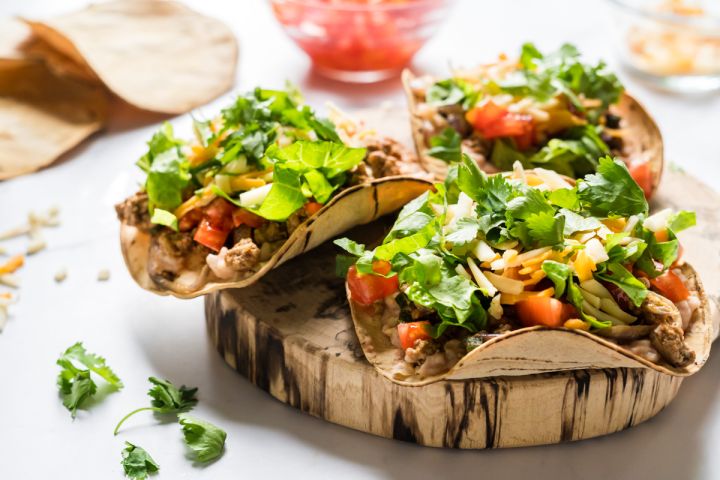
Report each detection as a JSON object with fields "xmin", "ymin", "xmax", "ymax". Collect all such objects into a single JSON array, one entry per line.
[
  {"xmin": 349, "ymin": 263, "xmax": 710, "ymax": 386},
  {"xmin": 24, "ymin": 0, "xmax": 238, "ymax": 114},
  {"xmin": 402, "ymin": 43, "xmax": 663, "ymax": 197},
  {"xmin": 0, "ymin": 62, "xmax": 108, "ymax": 180},
  {"xmin": 338, "ymin": 161, "xmax": 710, "ymax": 386},
  {"xmin": 117, "ymin": 86, "xmax": 432, "ymax": 298}
]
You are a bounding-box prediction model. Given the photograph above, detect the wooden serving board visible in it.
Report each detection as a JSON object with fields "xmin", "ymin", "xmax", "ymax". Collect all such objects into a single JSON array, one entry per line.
[
  {"xmin": 205, "ymin": 235, "xmax": 684, "ymax": 448},
  {"xmin": 205, "ymin": 108, "xmax": 720, "ymax": 448}
]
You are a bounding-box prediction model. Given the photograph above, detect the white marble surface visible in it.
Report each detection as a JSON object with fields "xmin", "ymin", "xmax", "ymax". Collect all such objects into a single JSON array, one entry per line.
[{"xmin": 1, "ymin": 0, "xmax": 720, "ymax": 479}]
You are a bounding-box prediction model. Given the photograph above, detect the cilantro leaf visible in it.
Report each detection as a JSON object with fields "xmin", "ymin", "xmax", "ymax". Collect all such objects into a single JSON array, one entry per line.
[
  {"xmin": 114, "ymin": 377, "xmax": 198, "ymax": 435},
  {"xmin": 178, "ymin": 414, "xmax": 227, "ymax": 463},
  {"xmin": 525, "ymin": 211, "xmax": 565, "ymax": 246},
  {"xmin": 577, "ymin": 156, "xmax": 648, "ymax": 217},
  {"xmin": 57, "ymin": 342, "xmax": 122, "ymax": 417},
  {"xmin": 490, "ymin": 138, "xmax": 529, "ymax": 171},
  {"xmin": 150, "ymin": 209, "xmax": 178, "ymax": 231},
  {"xmin": 121, "ymin": 442, "xmax": 159, "ymax": 480},
  {"xmin": 427, "ymin": 128, "xmax": 462, "ymax": 163},
  {"xmin": 559, "ymin": 208, "xmax": 601, "ymax": 235},
  {"xmin": 426, "ymin": 79, "xmax": 467, "ymax": 106},
  {"xmin": 446, "ymin": 217, "xmax": 481, "ymax": 246}
]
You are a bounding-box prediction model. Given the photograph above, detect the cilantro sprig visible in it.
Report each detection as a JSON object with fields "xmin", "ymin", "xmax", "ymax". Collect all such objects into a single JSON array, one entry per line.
[
  {"xmin": 178, "ymin": 414, "xmax": 227, "ymax": 463},
  {"xmin": 56, "ymin": 342, "xmax": 123, "ymax": 418},
  {"xmin": 121, "ymin": 442, "xmax": 160, "ymax": 480},
  {"xmin": 114, "ymin": 377, "xmax": 198, "ymax": 435}
]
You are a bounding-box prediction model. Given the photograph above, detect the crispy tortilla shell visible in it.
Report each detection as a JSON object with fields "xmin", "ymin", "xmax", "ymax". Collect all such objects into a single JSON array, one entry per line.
[
  {"xmin": 349, "ymin": 263, "xmax": 711, "ymax": 386},
  {"xmin": 121, "ymin": 177, "xmax": 433, "ymax": 299},
  {"xmin": 401, "ymin": 69, "xmax": 664, "ymax": 195},
  {"xmin": 24, "ymin": 0, "xmax": 238, "ymax": 114},
  {"xmin": 0, "ymin": 62, "xmax": 108, "ymax": 180}
]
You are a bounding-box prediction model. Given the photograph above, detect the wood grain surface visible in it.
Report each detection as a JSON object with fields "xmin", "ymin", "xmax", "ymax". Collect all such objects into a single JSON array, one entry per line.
[
  {"xmin": 205, "ymin": 108, "xmax": 719, "ymax": 448},
  {"xmin": 205, "ymin": 234, "xmax": 684, "ymax": 448}
]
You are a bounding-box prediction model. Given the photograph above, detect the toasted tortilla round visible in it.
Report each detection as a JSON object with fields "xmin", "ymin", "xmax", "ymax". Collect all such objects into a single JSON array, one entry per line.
[
  {"xmin": 349, "ymin": 263, "xmax": 711, "ymax": 386},
  {"xmin": 24, "ymin": 0, "xmax": 238, "ymax": 114},
  {"xmin": 120, "ymin": 177, "xmax": 433, "ymax": 299},
  {"xmin": 402, "ymin": 69, "xmax": 664, "ymax": 195},
  {"xmin": 0, "ymin": 62, "xmax": 108, "ymax": 180}
]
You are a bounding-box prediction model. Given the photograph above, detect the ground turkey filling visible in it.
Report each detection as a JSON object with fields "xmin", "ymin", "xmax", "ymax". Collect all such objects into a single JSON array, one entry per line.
[
  {"xmin": 378, "ymin": 271, "xmax": 700, "ymax": 377},
  {"xmin": 116, "ymin": 137, "xmax": 424, "ymax": 285}
]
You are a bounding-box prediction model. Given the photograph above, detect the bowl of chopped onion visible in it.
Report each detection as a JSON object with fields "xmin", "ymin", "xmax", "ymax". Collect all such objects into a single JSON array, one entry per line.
[{"xmin": 606, "ymin": 0, "xmax": 720, "ymax": 93}]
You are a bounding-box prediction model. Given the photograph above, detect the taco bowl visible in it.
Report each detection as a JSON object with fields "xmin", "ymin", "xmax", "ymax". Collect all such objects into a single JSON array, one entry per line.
[
  {"xmin": 337, "ymin": 158, "xmax": 710, "ymax": 386},
  {"xmin": 402, "ymin": 43, "xmax": 663, "ymax": 198},
  {"xmin": 117, "ymin": 86, "xmax": 432, "ymax": 298}
]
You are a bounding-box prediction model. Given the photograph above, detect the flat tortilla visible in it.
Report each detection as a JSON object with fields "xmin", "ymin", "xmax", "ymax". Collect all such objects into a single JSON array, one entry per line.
[
  {"xmin": 24, "ymin": 0, "xmax": 238, "ymax": 114},
  {"xmin": 349, "ymin": 263, "xmax": 711, "ymax": 386},
  {"xmin": 0, "ymin": 62, "xmax": 108, "ymax": 180},
  {"xmin": 401, "ymin": 69, "xmax": 664, "ymax": 195}
]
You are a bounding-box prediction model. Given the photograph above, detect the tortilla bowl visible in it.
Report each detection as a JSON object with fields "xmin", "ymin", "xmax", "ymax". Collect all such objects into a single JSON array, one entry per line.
[
  {"xmin": 121, "ymin": 176, "xmax": 433, "ymax": 299},
  {"xmin": 401, "ymin": 69, "xmax": 664, "ymax": 196},
  {"xmin": 349, "ymin": 262, "xmax": 711, "ymax": 387}
]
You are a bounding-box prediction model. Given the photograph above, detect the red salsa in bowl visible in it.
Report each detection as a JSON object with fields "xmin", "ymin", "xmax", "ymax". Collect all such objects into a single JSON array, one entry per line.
[{"xmin": 271, "ymin": 0, "xmax": 454, "ymax": 82}]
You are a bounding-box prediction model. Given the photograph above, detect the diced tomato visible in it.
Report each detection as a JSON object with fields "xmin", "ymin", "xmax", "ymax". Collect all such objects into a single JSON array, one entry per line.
[
  {"xmin": 194, "ymin": 219, "xmax": 231, "ymax": 252},
  {"xmin": 466, "ymin": 100, "xmax": 535, "ymax": 150},
  {"xmin": 204, "ymin": 198, "xmax": 235, "ymax": 231},
  {"xmin": 193, "ymin": 198, "xmax": 235, "ymax": 251},
  {"xmin": 232, "ymin": 208, "xmax": 265, "ymax": 229},
  {"xmin": 629, "ymin": 161, "xmax": 654, "ymax": 199},
  {"xmin": 346, "ymin": 260, "xmax": 398, "ymax": 305},
  {"xmin": 304, "ymin": 201, "xmax": 323, "ymax": 216},
  {"xmin": 516, "ymin": 297, "xmax": 567, "ymax": 328},
  {"xmin": 466, "ymin": 101, "xmax": 507, "ymax": 131},
  {"xmin": 178, "ymin": 209, "xmax": 203, "ymax": 232},
  {"xmin": 397, "ymin": 321, "xmax": 432, "ymax": 350},
  {"xmin": 650, "ymin": 270, "xmax": 690, "ymax": 303},
  {"xmin": 562, "ymin": 303, "xmax": 579, "ymax": 321}
]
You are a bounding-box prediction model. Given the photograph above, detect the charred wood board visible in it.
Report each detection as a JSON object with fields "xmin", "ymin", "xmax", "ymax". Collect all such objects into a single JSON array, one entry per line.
[
  {"xmin": 205, "ymin": 232, "xmax": 683, "ymax": 448},
  {"xmin": 205, "ymin": 107, "xmax": 718, "ymax": 448}
]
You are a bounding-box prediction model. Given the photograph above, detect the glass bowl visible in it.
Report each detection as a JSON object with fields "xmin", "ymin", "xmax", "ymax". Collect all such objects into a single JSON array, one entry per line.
[
  {"xmin": 606, "ymin": 0, "xmax": 720, "ymax": 93},
  {"xmin": 270, "ymin": 0, "xmax": 454, "ymax": 83}
]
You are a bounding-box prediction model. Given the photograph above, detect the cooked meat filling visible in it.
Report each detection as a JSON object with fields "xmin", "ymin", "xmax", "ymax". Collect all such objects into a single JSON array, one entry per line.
[{"xmin": 115, "ymin": 192, "xmax": 151, "ymax": 232}]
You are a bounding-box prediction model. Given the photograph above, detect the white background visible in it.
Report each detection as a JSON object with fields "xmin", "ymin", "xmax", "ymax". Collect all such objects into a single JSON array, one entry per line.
[{"xmin": 1, "ymin": 1, "xmax": 720, "ymax": 479}]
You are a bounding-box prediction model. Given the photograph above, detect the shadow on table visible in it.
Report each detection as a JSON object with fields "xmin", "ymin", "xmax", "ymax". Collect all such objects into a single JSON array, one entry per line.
[{"xmin": 134, "ymin": 311, "xmax": 720, "ymax": 480}]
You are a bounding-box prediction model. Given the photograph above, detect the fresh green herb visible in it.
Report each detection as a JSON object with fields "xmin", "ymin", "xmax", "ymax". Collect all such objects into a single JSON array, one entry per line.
[
  {"xmin": 500, "ymin": 42, "xmax": 624, "ymax": 116},
  {"xmin": 427, "ymin": 128, "xmax": 462, "ymax": 163},
  {"xmin": 57, "ymin": 342, "xmax": 123, "ymax": 417},
  {"xmin": 577, "ymin": 156, "xmax": 647, "ymax": 217},
  {"xmin": 121, "ymin": 442, "xmax": 159, "ymax": 480},
  {"xmin": 178, "ymin": 414, "xmax": 227, "ymax": 463},
  {"xmin": 114, "ymin": 377, "xmax": 198, "ymax": 435},
  {"xmin": 426, "ymin": 79, "xmax": 468, "ymax": 107}
]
